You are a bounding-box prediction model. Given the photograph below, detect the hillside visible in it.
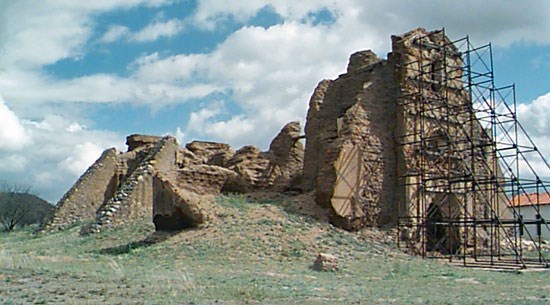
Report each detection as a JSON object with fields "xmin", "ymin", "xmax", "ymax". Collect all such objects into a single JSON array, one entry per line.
[
  {"xmin": 0, "ymin": 192, "xmax": 54, "ymax": 230},
  {"xmin": 0, "ymin": 194, "xmax": 548, "ymax": 304}
]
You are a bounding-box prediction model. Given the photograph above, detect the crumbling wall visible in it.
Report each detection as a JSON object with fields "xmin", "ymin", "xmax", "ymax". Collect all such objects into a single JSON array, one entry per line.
[
  {"xmin": 177, "ymin": 164, "xmax": 237, "ymax": 195},
  {"xmin": 185, "ymin": 141, "xmax": 234, "ymax": 166},
  {"xmin": 391, "ymin": 28, "xmax": 510, "ymax": 254},
  {"xmin": 152, "ymin": 173, "xmax": 209, "ymax": 231},
  {"xmin": 302, "ymin": 80, "xmax": 332, "ymax": 191},
  {"xmin": 264, "ymin": 121, "xmax": 304, "ymax": 191},
  {"xmin": 302, "ymin": 28, "xmax": 507, "ymax": 237},
  {"xmin": 224, "ymin": 145, "xmax": 270, "ymax": 191},
  {"xmin": 126, "ymin": 134, "xmax": 162, "ymax": 151},
  {"xmin": 303, "ymin": 50, "xmax": 397, "ymax": 230},
  {"xmin": 40, "ymin": 118, "xmax": 306, "ymax": 235},
  {"xmin": 82, "ymin": 137, "xmax": 178, "ymax": 234},
  {"xmin": 38, "ymin": 148, "xmax": 119, "ymax": 232}
]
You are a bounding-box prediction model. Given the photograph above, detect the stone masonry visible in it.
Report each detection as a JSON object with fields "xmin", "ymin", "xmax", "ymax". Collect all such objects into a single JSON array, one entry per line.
[
  {"xmin": 38, "ymin": 148, "xmax": 119, "ymax": 232},
  {"xmin": 303, "ymin": 28, "xmax": 509, "ymax": 243},
  {"xmin": 41, "ymin": 29, "xmax": 512, "ymax": 258},
  {"xmin": 81, "ymin": 136, "xmax": 179, "ymax": 234},
  {"xmin": 40, "ymin": 122, "xmax": 305, "ymax": 234},
  {"xmin": 303, "ymin": 49, "xmax": 397, "ymax": 230}
]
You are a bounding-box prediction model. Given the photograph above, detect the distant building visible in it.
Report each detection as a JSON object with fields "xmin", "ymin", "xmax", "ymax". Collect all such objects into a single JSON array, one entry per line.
[{"xmin": 510, "ymin": 193, "xmax": 550, "ymax": 241}]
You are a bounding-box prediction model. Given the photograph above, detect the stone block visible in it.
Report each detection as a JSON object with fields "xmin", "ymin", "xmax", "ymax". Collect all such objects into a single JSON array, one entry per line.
[{"xmin": 153, "ymin": 174, "xmax": 207, "ymax": 231}]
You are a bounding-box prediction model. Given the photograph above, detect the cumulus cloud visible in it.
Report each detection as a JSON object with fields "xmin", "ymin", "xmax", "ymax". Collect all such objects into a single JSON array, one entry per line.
[
  {"xmin": 185, "ymin": 105, "xmax": 222, "ymax": 133},
  {"xmin": 3, "ymin": 1, "xmax": 550, "ymax": 110},
  {"xmin": 0, "ymin": 103, "xmax": 123, "ymax": 202},
  {"xmin": 133, "ymin": 20, "xmax": 374, "ymax": 146},
  {"xmin": 191, "ymin": 1, "xmax": 337, "ymax": 29},
  {"xmin": 0, "ymin": 96, "xmax": 30, "ymax": 150},
  {"xmin": 1, "ymin": 0, "xmax": 550, "ymax": 201},
  {"xmin": 517, "ymin": 93, "xmax": 550, "ymax": 138},
  {"xmin": 100, "ymin": 17, "xmax": 185, "ymax": 44},
  {"xmin": 99, "ymin": 25, "xmax": 130, "ymax": 43},
  {"xmin": 0, "ymin": 70, "xmax": 221, "ymax": 107},
  {"xmin": 0, "ymin": 0, "xmax": 175, "ymax": 69},
  {"xmin": 0, "ymin": 154, "xmax": 28, "ymax": 173},
  {"xmin": 515, "ymin": 93, "xmax": 550, "ymax": 179},
  {"xmin": 58, "ymin": 142, "xmax": 106, "ymax": 176},
  {"xmin": 192, "ymin": 0, "xmax": 550, "ymax": 46},
  {"xmin": 131, "ymin": 18, "xmax": 185, "ymax": 42}
]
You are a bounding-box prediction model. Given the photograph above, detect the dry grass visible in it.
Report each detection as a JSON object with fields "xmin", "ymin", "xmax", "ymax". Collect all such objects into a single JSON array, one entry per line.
[{"xmin": 0, "ymin": 194, "xmax": 548, "ymax": 304}]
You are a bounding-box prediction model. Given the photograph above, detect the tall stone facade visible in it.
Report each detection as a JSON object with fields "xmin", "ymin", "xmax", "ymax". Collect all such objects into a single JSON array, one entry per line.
[
  {"xmin": 303, "ymin": 28, "xmax": 509, "ymax": 241},
  {"xmin": 302, "ymin": 50, "xmax": 398, "ymax": 230},
  {"xmin": 41, "ymin": 28, "xmax": 512, "ymax": 258},
  {"xmin": 392, "ymin": 29, "xmax": 510, "ymax": 253}
]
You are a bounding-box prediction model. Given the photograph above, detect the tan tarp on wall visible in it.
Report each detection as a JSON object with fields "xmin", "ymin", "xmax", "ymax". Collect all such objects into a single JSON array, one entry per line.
[{"xmin": 331, "ymin": 144, "xmax": 365, "ymax": 219}]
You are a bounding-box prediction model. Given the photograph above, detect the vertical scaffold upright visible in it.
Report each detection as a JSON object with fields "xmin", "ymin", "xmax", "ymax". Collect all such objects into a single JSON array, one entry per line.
[{"xmin": 396, "ymin": 29, "xmax": 549, "ymax": 269}]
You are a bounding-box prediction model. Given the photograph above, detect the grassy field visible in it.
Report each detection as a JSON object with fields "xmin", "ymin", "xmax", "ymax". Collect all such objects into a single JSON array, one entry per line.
[{"xmin": 1, "ymin": 194, "xmax": 549, "ymax": 304}]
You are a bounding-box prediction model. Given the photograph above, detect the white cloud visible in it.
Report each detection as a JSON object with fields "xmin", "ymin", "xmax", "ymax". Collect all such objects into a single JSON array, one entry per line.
[
  {"xmin": 0, "ymin": 102, "xmax": 123, "ymax": 202},
  {"xmin": 192, "ymin": 0, "xmax": 550, "ymax": 46},
  {"xmin": 66, "ymin": 122, "xmax": 84, "ymax": 133},
  {"xmin": 131, "ymin": 21, "xmax": 363, "ymax": 146},
  {"xmin": 515, "ymin": 93, "xmax": 550, "ymax": 179},
  {"xmin": 99, "ymin": 25, "xmax": 130, "ymax": 43},
  {"xmin": 185, "ymin": 105, "xmax": 221, "ymax": 133},
  {"xmin": 58, "ymin": 142, "xmax": 106, "ymax": 176},
  {"xmin": 0, "ymin": 70, "xmax": 221, "ymax": 106},
  {"xmin": 174, "ymin": 127, "xmax": 186, "ymax": 145},
  {"xmin": 100, "ymin": 16, "xmax": 185, "ymax": 44},
  {"xmin": 133, "ymin": 53, "xmax": 206, "ymax": 82},
  {"xmin": 0, "ymin": 154, "xmax": 28, "ymax": 172},
  {"xmin": 192, "ymin": 1, "xmax": 338, "ymax": 29},
  {"xmin": 517, "ymin": 93, "xmax": 550, "ymax": 138},
  {"xmin": 0, "ymin": 96, "xmax": 30, "ymax": 150},
  {"xmin": 1, "ymin": 0, "xmax": 550, "ymax": 202},
  {"xmin": 131, "ymin": 18, "xmax": 185, "ymax": 42},
  {"xmin": 0, "ymin": 0, "xmax": 176, "ymax": 69},
  {"xmin": 207, "ymin": 115, "xmax": 256, "ymax": 144},
  {"xmin": 2, "ymin": 1, "xmax": 550, "ymax": 111}
]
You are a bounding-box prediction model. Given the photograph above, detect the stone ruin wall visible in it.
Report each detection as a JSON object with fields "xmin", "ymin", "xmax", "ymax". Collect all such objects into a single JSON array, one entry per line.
[
  {"xmin": 40, "ymin": 28, "xmax": 511, "ymax": 256},
  {"xmin": 83, "ymin": 136, "xmax": 179, "ymax": 234},
  {"xmin": 153, "ymin": 173, "xmax": 211, "ymax": 231},
  {"xmin": 392, "ymin": 30, "xmax": 477, "ymax": 251},
  {"xmin": 41, "ymin": 122, "xmax": 304, "ymax": 234},
  {"xmin": 303, "ymin": 50, "xmax": 398, "ymax": 230},
  {"xmin": 391, "ymin": 29, "xmax": 511, "ymax": 253},
  {"xmin": 38, "ymin": 148, "xmax": 120, "ymax": 232},
  {"xmin": 303, "ymin": 28, "xmax": 510, "ymax": 244}
]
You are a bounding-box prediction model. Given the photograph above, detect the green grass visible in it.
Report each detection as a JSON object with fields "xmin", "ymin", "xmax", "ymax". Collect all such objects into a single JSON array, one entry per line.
[{"xmin": 1, "ymin": 195, "xmax": 549, "ymax": 304}]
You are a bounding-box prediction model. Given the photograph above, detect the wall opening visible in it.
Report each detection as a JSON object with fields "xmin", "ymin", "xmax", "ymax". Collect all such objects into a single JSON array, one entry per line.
[{"xmin": 426, "ymin": 194, "xmax": 461, "ymax": 255}]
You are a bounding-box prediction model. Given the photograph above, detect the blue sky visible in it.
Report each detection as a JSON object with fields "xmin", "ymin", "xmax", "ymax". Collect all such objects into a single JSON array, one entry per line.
[{"xmin": 0, "ymin": 0, "xmax": 549, "ymax": 202}]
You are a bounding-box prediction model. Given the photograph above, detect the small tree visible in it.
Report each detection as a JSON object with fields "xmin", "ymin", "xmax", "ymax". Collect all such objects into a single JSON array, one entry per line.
[{"xmin": 0, "ymin": 184, "xmax": 31, "ymax": 232}]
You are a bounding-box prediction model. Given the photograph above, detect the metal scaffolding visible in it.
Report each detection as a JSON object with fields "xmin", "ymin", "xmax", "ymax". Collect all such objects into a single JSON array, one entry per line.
[{"xmin": 396, "ymin": 29, "xmax": 549, "ymax": 269}]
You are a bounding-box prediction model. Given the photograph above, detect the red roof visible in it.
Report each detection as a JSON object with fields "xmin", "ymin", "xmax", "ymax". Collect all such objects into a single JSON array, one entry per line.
[{"xmin": 510, "ymin": 193, "xmax": 550, "ymax": 207}]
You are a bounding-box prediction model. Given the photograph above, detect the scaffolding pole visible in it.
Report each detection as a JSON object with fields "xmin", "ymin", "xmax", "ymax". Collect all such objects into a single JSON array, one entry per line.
[{"xmin": 396, "ymin": 29, "xmax": 549, "ymax": 269}]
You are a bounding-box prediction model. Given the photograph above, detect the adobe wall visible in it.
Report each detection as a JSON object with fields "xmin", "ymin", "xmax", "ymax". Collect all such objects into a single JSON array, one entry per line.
[
  {"xmin": 301, "ymin": 80, "xmax": 331, "ymax": 191},
  {"xmin": 303, "ymin": 50, "xmax": 397, "ymax": 230},
  {"xmin": 152, "ymin": 173, "xmax": 209, "ymax": 231},
  {"xmin": 38, "ymin": 148, "xmax": 119, "ymax": 232},
  {"xmin": 391, "ymin": 28, "xmax": 511, "ymax": 252},
  {"xmin": 392, "ymin": 29, "xmax": 471, "ymax": 225},
  {"xmin": 82, "ymin": 137, "xmax": 179, "ymax": 234},
  {"xmin": 264, "ymin": 121, "xmax": 304, "ymax": 191},
  {"xmin": 302, "ymin": 28, "xmax": 511, "ymax": 241},
  {"xmin": 40, "ymin": 118, "xmax": 305, "ymax": 235}
]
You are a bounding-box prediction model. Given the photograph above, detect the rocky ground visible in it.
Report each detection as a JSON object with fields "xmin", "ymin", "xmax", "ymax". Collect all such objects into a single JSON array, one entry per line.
[{"xmin": 1, "ymin": 194, "xmax": 549, "ymax": 304}]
